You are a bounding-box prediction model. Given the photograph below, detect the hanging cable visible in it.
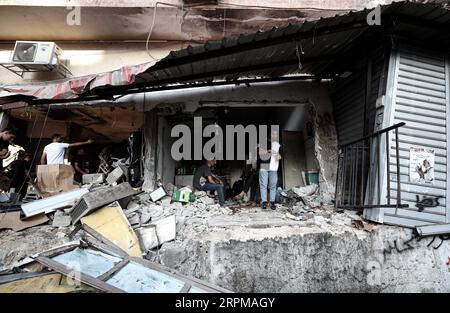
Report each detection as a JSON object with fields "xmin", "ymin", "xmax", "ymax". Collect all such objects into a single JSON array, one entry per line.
[{"xmin": 146, "ymin": 2, "xmax": 185, "ymax": 61}]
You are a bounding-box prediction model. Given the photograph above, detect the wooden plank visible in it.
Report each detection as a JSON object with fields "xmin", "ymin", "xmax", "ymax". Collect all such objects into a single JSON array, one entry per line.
[
  {"xmin": 35, "ymin": 256, "xmax": 124, "ymax": 293},
  {"xmin": 82, "ymin": 232, "xmax": 128, "ymax": 258},
  {"xmin": 82, "ymin": 224, "xmax": 129, "ymax": 257},
  {"xmin": 129, "ymin": 257, "xmax": 232, "ymax": 293},
  {"xmin": 97, "ymin": 258, "xmax": 130, "ymax": 281},
  {"xmin": 180, "ymin": 283, "xmax": 192, "ymax": 293}
]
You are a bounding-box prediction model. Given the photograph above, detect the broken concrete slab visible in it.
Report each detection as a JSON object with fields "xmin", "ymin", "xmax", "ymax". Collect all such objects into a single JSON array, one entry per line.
[
  {"xmin": 208, "ymin": 211, "xmax": 303, "ymax": 228},
  {"xmin": 0, "ymin": 212, "xmax": 49, "ymax": 232},
  {"xmin": 52, "ymin": 211, "xmax": 72, "ymax": 228},
  {"xmin": 160, "ymin": 196, "xmax": 172, "ymax": 207},
  {"xmin": 136, "ymin": 215, "xmax": 176, "ymax": 251},
  {"xmin": 149, "ymin": 186, "xmax": 167, "ymax": 202},
  {"xmin": 21, "ymin": 188, "xmax": 89, "ymax": 218},
  {"xmin": 82, "ymin": 173, "xmax": 105, "ymax": 185},
  {"xmin": 127, "ymin": 213, "xmax": 140, "ymax": 226},
  {"xmin": 70, "ymin": 182, "xmax": 135, "ymax": 224},
  {"xmin": 80, "ymin": 201, "xmax": 142, "ymax": 257},
  {"xmin": 106, "ymin": 166, "xmax": 126, "ymax": 185}
]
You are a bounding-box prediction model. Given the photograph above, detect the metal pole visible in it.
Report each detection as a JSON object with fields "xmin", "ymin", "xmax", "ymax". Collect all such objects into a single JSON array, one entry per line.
[
  {"xmin": 377, "ymin": 135, "xmax": 381, "ymax": 205},
  {"xmin": 395, "ymin": 128, "xmax": 401, "ymax": 215},
  {"xmin": 342, "ymin": 146, "xmax": 348, "ymax": 206},
  {"xmin": 335, "ymin": 151, "xmax": 342, "ymax": 209},
  {"xmin": 385, "ymin": 132, "xmax": 391, "ymax": 205},
  {"xmin": 353, "ymin": 144, "xmax": 359, "ymax": 206},
  {"xmin": 360, "ymin": 140, "xmax": 366, "ymax": 206}
]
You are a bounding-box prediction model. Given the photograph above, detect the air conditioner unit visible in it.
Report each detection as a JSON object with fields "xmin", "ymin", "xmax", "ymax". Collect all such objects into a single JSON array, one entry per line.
[{"xmin": 10, "ymin": 41, "xmax": 62, "ymax": 70}]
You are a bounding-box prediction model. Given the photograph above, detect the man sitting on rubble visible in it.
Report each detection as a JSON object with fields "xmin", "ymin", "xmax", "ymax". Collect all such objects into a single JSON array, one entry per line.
[
  {"xmin": 40, "ymin": 134, "xmax": 94, "ymax": 165},
  {"xmin": 193, "ymin": 159, "xmax": 225, "ymax": 207}
]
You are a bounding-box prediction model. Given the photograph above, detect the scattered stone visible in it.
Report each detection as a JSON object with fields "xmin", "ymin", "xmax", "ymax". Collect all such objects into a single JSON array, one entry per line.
[
  {"xmin": 52, "ymin": 210, "xmax": 71, "ymax": 228},
  {"xmin": 127, "ymin": 213, "xmax": 140, "ymax": 226},
  {"xmin": 161, "ymin": 196, "xmax": 172, "ymax": 207},
  {"xmin": 292, "ymin": 184, "xmax": 319, "ymax": 197},
  {"xmin": 199, "ymin": 196, "xmax": 215, "ymax": 205},
  {"xmin": 140, "ymin": 211, "xmax": 152, "ymax": 224}
]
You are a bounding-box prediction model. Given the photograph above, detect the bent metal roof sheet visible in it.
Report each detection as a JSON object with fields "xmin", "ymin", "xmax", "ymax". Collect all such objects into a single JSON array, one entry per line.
[{"xmin": 1, "ymin": 1, "xmax": 450, "ymax": 106}]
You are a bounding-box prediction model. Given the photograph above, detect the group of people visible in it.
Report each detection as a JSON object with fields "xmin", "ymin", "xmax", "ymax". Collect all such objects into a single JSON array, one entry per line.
[
  {"xmin": 193, "ymin": 130, "xmax": 282, "ymax": 210},
  {"xmin": 0, "ymin": 129, "xmax": 95, "ymax": 201}
]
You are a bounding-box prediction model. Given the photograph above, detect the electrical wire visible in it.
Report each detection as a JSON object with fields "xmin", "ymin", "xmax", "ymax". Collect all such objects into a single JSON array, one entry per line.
[{"xmin": 146, "ymin": 2, "xmax": 185, "ymax": 61}]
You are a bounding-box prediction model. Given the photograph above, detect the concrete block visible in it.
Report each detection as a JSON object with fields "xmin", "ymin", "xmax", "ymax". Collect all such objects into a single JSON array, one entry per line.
[
  {"xmin": 149, "ymin": 187, "xmax": 167, "ymax": 202},
  {"xmin": 52, "ymin": 211, "xmax": 72, "ymax": 228},
  {"xmin": 161, "ymin": 196, "xmax": 172, "ymax": 206},
  {"xmin": 136, "ymin": 215, "xmax": 176, "ymax": 251},
  {"xmin": 82, "ymin": 173, "xmax": 105, "ymax": 184}
]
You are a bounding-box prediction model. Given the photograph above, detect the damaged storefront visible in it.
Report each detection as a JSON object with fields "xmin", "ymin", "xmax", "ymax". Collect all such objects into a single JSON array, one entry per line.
[{"xmin": 1, "ymin": 1, "xmax": 450, "ymax": 293}]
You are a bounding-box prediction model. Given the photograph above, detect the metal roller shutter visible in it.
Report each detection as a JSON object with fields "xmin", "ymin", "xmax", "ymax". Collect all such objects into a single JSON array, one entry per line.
[{"xmin": 383, "ymin": 46, "xmax": 449, "ymax": 227}]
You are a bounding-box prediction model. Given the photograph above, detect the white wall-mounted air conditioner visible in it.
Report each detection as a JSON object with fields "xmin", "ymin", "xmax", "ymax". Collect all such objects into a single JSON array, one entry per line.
[{"xmin": 10, "ymin": 41, "xmax": 62, "ymax": 70}]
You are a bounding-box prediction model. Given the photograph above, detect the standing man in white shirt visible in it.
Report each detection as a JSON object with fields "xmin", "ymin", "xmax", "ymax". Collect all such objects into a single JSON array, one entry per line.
[
  {"xmin": 258, "ymin": 129, "xmax": 282, "ymax": 210},
  {"xmin": 41, "ymin": 134, "xmax": 94, "ymax": 165}
]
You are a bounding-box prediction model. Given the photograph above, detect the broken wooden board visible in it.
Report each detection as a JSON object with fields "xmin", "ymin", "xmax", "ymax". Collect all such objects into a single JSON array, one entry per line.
[
  {"xmin": 0, "ymin": 272, "xmax": 96, "ymax": 293},
  {"xmin": 80, "ymin": 201, "xmax": 142, "ymax": 257},
  {"xmin": 136, "ymin": 215, "xmax": 176, "ymax": 251},
  {"xmin": 0, "ymin": 211, "xmax": 49, "ymax": 231}
]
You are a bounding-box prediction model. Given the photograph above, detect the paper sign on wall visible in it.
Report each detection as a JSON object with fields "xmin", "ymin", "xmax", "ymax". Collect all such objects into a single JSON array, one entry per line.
[{"xmin": 410, "ymin": 147, "xmax": 434, "ymax": 184}]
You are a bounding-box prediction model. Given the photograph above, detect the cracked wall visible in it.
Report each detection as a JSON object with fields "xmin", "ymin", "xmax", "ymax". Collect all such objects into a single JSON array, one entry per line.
[{"xmin": 156, "ymin": 227, "xmax": 450, "ymax": 292}]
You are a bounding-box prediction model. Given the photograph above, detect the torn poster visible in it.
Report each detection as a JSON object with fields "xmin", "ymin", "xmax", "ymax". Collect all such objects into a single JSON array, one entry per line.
[{"xmin": 410, "ymin": 147, "xmax": 434, "ymax": 184}]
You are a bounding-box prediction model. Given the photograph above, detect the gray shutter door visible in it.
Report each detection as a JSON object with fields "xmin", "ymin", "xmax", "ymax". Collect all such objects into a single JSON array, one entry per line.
[
  {"xmin": 332, "ymin": 70, "xmax": 366, "ymax": 145},
  {"xmin": 383, "ymin": 47, "xmax": 448, "ymax": 227}
]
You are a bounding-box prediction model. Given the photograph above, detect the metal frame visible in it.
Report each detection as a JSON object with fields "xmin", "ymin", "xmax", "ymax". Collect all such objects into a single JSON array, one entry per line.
[
  {"xmin": 335, "ymin": 123, "xmax": 408, "ymax": 210},
  {"xmin": 0, "ymin": 62, "xmax": 72, "ymax": 78},
  {"xmin": 33, "ymin": 232, "xmax": 232, "ymax": 293}
]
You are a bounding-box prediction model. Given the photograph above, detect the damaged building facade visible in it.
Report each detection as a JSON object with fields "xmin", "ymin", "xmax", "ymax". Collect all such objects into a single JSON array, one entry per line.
[{"xmin": 1, "ymin": 1, "xmax": 450, "ymax": 293}]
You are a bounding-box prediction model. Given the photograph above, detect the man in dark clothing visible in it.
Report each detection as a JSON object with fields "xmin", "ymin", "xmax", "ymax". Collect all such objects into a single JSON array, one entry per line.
[
  {"xmin": 193, "ymin": 159, "xmax": 225, "ymax": 206},
  {"xmin": 8, "ymin": 152, "xmax": 32, "ymax": 200},
  {"xmin": 0, "ymin": 128, "xmax": 16, "ymax": 172},
  {"xmin": 234, "ymin": 168, "xmax": 259, "ymax": 202},
  {"xmin": 72, "ymin": 148, "xmax": 89, "ymax": 183}
]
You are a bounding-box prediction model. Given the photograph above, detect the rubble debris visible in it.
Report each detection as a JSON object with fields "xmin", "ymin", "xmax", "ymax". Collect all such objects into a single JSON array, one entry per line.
[
  {"xmin": 106, "ymin": 166, "xmax": 126, "ymax": 185},
  {"xmin": 82, "ymin": 173, "xmax": 105, "ymax": 185},
  {"xmin": 80, "ymin": 201, "xmax": 142, "ymax": 257},
  {"xmin": 52, "ymin": 210, "xmax": 72, "ymax": 228},
  {"xmin": 160, "ymin": 196, "xmax": 172, "ymax": 207},
  {"xmin": 0, "ymin": 212, "xmax": 49, "ymax": 232},
  {"xmin": 351, "ymin": 219, "xmax": 374, "ymax": 233},
  {"xmin": 149, "ymin": 186, "xmax": 167, "ymax": 202},
  {"xmin": 21, "ymin": 188, "xmax": 89, "ymax": 218},
  {"xmin": 70, "ymin": 182, "xmax": 135, "ymax": 224},
  {"xmin": 136, "ymin": 215, "xmax": 176, "ymax": 251},
  {"xmin": 292, "ymin": 184, "xmax": 319, "ymax": 197}
]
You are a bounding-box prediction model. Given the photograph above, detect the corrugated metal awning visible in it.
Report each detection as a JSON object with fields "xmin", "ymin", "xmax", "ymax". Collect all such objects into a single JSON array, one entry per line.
[{"xmin": 1, "ymin": 1, "xmax": 450, "ymax": 106}]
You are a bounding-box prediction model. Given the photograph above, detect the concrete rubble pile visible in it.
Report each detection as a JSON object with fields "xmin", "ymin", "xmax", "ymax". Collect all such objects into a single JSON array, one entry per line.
[{"xmin": 0, "ymin": 175, "xmax": 237, "ymax": 293}]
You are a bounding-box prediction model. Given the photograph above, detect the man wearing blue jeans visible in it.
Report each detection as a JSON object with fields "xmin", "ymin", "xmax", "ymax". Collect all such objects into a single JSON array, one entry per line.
[
  {"xmin": 193, "ymin": 159, "xmax": 225, "ymax": 207},
  {"xmin": 258, "ymin": 130, "xmax": 282, "ymax": 210}
]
